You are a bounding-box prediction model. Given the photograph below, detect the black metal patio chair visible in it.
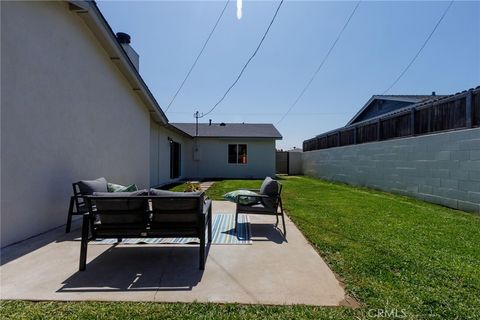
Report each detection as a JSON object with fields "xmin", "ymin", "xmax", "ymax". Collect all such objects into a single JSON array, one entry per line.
[{"xmin": 234, "ymin": 177, "xmax": 286, "ymax": 238}]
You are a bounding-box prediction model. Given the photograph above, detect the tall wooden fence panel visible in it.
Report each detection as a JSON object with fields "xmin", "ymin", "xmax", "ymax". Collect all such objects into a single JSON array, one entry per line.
[{"xmin": 303, "ymin": 88, "xmax": 479, "ymax": 152}]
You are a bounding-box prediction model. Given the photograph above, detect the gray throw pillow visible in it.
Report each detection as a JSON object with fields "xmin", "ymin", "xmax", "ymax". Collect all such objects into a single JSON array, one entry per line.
[
  {"xmin": 259, "ymin": 177, "xmax": 279, "ymax": 209},
  {"xmin": 78, "ymin": 177, "xmax": 108, "ymax": 195},
  {"xmin": 149, "ymin": 189, "xmax": 203, "ymax": 197},
  {"xmin": 149, "ymin": 189, "xmax": 205, "ymax": 209},
  {"xmin": 148, "ymin": 189, "xmax": 177, "ymax": 196}
]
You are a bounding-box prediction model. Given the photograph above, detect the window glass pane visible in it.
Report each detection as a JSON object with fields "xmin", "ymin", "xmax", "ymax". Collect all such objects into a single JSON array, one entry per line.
[
  {"xmin": 228, "ymin": 144, "xmax": 237, "ymax": 163},
  {"xmin": 238, "ymin": 144, "xmax": 247, "ymax": 164}
]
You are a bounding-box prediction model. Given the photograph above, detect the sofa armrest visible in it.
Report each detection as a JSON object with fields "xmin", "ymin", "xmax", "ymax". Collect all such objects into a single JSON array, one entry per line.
[
  {"xmin": 240, "ymin": 188, "xmax": 260, "ymax": 192},
  {"xmin": 236, "ymin": 194, "xmax": 271, "ymax": 202}
]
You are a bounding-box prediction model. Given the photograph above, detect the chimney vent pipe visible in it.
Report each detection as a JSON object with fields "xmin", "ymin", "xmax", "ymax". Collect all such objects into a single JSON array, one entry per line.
[
  {"xmin": 116, "ymin": 32, "xmax": 131, "ymax": 44},
  {"xmin": 116, "ymin": 32, "xmax": 139, "ymax": 71}
]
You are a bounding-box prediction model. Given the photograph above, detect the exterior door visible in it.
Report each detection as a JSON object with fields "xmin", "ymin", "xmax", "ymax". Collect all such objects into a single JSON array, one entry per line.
[{"xmin": 170, "ymin": 141, "xmax": 181, "ymax": 179}]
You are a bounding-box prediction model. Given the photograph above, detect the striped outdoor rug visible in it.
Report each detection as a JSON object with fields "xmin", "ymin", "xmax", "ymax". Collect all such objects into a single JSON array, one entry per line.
[{"xmin": 87, "ymin": 214, "xmax": 251, "ymax": 245}]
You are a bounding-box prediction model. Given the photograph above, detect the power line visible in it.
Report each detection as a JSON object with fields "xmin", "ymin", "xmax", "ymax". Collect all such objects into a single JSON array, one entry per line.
[
  {"xmin": 200, "ymin": 0, "xmax": 284, "ymax": 118},
  {"xmin": 276, "ymin": 1, "xmax": 361, "ymax": 125},
  {"xmin": 382, "ymin": 0, "xmax": 454, "ymax": 94},
  {"xmin": 164, "ymin": 0, "xmax": 230, "ymax": 112},
  {"xmin": 169, "ymin": 111, "xmax": 350, "ymax": 116}
]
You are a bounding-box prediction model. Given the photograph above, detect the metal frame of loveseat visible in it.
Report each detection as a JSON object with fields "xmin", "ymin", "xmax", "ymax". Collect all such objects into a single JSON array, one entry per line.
[
  {"xmin": 66, "ymin": 182, "xmax": 89, "ymax": 233},
  {"xmin": 79, "ymin": 194, "xmax": 212, "ymax": 271}
]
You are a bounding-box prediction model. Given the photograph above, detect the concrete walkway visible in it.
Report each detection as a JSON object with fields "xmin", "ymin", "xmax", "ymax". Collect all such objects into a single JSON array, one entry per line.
[
  {"xmin": 0, "ymin": 201, "xmax": 349, "ymax": 306},
  {"xmin": 199, "ymin": 181, "xmax": 215, "ymax": 192}
]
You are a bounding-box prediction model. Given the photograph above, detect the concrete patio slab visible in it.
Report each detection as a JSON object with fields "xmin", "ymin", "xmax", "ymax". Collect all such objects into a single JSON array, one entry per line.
[{"xmin": 0, "ymin": 201, "xmax": 348, "ymax": 306}]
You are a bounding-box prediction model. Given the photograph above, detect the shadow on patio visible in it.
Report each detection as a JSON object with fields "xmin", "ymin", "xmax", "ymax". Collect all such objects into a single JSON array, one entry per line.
[
  {"xmin": 249, "ymin": 223, "xmax": 287, "ymax": 244},
  {"xmin": 58, "ymin": 245, "xmax": 208, "ymax": 292}
]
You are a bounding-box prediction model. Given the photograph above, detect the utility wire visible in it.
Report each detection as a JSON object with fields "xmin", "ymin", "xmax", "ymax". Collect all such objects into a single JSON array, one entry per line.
[
  {"xmin": 164, "ymin": 0, "xmax": 230, "ymax": 112},
  {"xmin": 200, "ymin": 0, "xmax": 284, "ymax": 118},
  {"xmin": 170, "ymin": 111, "xmax": 349, "ymax": 115},
  {"xmin": 382, "ymin": 0, "xmax": 454, "ymax": 94},
  {"xmin": 276, "ymin": 1, "xmax": 361, "ymax": 125}
]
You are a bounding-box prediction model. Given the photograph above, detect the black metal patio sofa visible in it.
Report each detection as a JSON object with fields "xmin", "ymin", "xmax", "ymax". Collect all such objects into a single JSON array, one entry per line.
[{"xmin": 79, "ymin": 190, "xmax": 212, "ymax": 271}]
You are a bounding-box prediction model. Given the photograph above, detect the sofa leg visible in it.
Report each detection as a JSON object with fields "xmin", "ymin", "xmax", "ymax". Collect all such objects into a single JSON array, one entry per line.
[
  {"xmin": 280, "ymin": 198, "xmax": 286, "ymax": 238},
  {"xmin": 208, "ymin": 207, "xmax": 212, "ymax": 243},
  {"xmin": 79, "ymin": 215, "xmax": 89, "ymax": 271},
  {"xmin": 66, "ymin": 197, "xmax": 74, "ymax": 233},
  {"xmin": 199, "ymin": 230, "xmax": 205, "ymax": 270},
  {"xmin": 234, "ymin": 211, "xmax": 239, "ymax": 234}
]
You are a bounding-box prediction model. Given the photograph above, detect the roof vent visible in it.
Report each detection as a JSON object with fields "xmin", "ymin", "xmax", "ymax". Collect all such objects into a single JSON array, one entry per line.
[
  {"xmin": 432, "ymin": 91, "xmax": 436, "ymax": 96},
  {"xmin": 219, "ymin": 122, "xmax": 226, "ymax": 126},
  {"xmin": 116, "ymin": 32, "xmax": 131, "ymax": 44}
]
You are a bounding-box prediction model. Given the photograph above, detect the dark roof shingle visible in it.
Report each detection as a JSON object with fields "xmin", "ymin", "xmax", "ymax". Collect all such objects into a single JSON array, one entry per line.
[{"xmin": 171, "ymin": 123, "xmax": 282, "ymax": 139}]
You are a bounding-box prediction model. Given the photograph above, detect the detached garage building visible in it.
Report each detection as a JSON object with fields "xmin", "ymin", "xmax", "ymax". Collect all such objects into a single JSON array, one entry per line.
[{"xmin": 172, "ymin": 123, "xmax": 282, "ymax": 180}]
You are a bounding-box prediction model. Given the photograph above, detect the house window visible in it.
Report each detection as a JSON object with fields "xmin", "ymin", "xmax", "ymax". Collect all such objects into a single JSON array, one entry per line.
[{"xmin": 228, "ymin": 144, "xmax": 247, "ymax": 164}]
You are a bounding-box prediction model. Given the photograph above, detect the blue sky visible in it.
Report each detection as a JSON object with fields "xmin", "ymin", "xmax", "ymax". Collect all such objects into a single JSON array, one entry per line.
[{"xmin": 97, "ymin": 1, "xmax": 479, "ymax": 149}]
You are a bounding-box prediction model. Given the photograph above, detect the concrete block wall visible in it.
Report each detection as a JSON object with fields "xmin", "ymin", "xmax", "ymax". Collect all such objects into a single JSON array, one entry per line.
[{"xmin": 302, "ymin": 128, "xmax": 480, "ymax": 213}]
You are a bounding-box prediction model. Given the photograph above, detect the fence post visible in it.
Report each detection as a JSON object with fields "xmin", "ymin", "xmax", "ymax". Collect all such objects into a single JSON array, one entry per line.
[
  {"xmin": 410, "ymin": 108, "xmax": 416, "ymax": 136},
  {"xmin": 287, "ymin": 152, "xmax": 290, "ymax": 175},
  {"xmin": 466, "ymin": 90, "xmax": 473, "ymax": 128}
]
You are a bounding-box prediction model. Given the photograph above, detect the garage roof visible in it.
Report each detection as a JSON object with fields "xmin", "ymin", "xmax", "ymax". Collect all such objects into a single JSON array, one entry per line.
[{"xmin": 171, "ymin": 123, "xmax": 282, "ymax": 139}]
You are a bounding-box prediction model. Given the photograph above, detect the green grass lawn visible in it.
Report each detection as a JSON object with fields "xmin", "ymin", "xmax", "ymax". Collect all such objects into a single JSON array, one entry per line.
[{"xmin": 2, "ymin": 176, "xmax": 479, "ymax": 319}]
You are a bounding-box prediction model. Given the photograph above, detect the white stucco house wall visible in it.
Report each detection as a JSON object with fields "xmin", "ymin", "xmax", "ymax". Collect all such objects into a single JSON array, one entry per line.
[{"xmin": 0, "ymin": 1, "xmax": 282, "ymax": 247}]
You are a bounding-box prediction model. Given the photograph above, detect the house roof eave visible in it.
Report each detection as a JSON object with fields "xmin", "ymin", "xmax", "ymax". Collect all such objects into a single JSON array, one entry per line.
[
  {"xmin": 193, "ymin": 136, "xmax": 283, "ymax": 140},
  {"xmin": 68, "ymin": 0, "xmax": 169, "ymax": 125},
  {"xmin": 346, "ymin": 96, "xmax": 377, "ymax": 126},
  {"xmin": 164, "ymin": 123, "xmax": 193, "ymax": 138},
  {"xmin": 346, "ymin": 95, "xmax": 439, "ymax": 125}
]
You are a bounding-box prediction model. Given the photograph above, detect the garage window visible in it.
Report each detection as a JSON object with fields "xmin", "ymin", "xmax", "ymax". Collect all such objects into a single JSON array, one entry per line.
[{"xmin": 228, "ymin": 144, "xmax": 248, "ymax": 164}]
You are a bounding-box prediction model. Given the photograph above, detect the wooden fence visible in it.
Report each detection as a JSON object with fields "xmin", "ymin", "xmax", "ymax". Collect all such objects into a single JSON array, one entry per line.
[{"xmin": 304, "ymin": 88, "xmax": 480, "ymax": 152}]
